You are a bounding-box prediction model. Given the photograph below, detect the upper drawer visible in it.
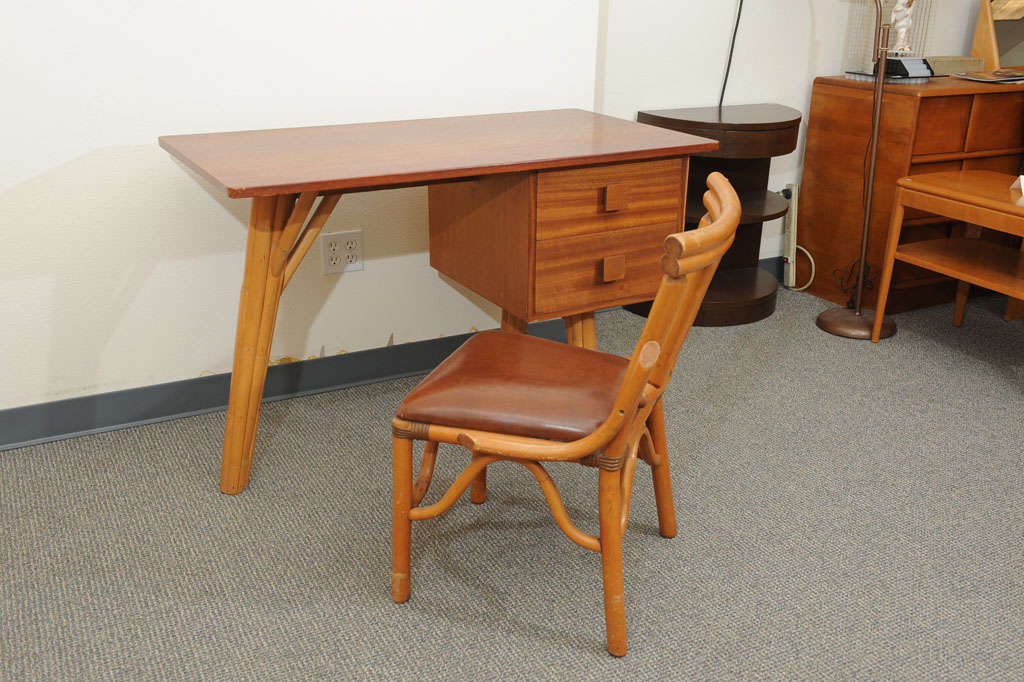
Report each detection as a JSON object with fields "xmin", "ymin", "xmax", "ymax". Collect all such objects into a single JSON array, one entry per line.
[
  {"xmin": 536, "ymin": 158, "xmax": 683, "ymax": 240},
  {"xmin": 912, "ymin": 96, "xmax": 971, "ymax": 156},
  {"xmin": 965, "ymin": 92, "xmax": 1024, "ymax": 152}
]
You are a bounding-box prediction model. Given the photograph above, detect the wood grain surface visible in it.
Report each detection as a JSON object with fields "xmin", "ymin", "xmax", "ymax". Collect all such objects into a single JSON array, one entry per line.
[
  {"xmin": 535, "ymin": 158, "xmax": 683, "ymax": 240},
  {"xmin": 160, "ymin": 109, "xmax": 716, "ymax": 198}
]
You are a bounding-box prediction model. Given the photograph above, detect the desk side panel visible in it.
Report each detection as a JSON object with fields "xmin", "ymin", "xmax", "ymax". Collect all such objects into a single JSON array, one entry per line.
[
  {"xmin": 428, "ymin": 174, "xmax": 534, "ymax": 320},
  {"xmin": 798, "ymin": 82, "xmax": 923, "ymax": 309}
]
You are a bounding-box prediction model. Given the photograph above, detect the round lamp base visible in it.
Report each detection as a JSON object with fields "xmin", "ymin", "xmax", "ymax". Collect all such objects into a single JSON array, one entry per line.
[{"xmin": 816, "ymin": 306, "xmax": 896, "ymax": 340}]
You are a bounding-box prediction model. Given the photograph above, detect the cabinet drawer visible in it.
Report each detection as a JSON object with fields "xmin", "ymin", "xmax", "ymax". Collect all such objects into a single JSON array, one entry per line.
[
  {"xmin": 534, "ymin": 222, "xmax": 672, "ymax": 315},
  {"xmin": 965, "ymin": 93, "xmax": 1024, "ymax": 151},
  {"xmin": 536, "ymin": 159, "xmax": 683, "ymax": 241},
  {"xmin": 913, "ymin": 96, "xmax": 970, "ymax": 156}
]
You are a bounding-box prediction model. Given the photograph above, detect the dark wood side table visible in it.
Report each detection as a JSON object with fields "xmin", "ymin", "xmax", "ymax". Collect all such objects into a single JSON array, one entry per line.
[{"xmin": 635, "ymin": 104, "xmax": 801, "ymax": 325}]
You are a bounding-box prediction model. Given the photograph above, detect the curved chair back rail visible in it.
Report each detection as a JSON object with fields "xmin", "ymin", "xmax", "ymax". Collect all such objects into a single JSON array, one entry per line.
[{"xmin": 389, "ymin": 171, "xmax": 742, "ymax": 657}]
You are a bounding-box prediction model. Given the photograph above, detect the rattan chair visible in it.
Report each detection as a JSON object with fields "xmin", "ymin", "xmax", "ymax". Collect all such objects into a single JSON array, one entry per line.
[{"xmin": 390, "ymin": 172, "xmax": 742, "ymax": 656}]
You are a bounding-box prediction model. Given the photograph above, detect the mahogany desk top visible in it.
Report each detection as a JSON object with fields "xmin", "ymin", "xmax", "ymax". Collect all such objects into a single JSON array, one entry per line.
[{"xmin": 159, "ymin": 108, "xmax": 717, "ymax": 198}]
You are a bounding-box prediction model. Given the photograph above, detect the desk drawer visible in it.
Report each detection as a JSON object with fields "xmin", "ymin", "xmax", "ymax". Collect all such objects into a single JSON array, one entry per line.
[
  {"xmin": 534, "ymin": 222, "xmax": 672, "ymax": 315},
  {"xmin": 536, "ymin": 159, "xmax": 683, "ymax": 240}
]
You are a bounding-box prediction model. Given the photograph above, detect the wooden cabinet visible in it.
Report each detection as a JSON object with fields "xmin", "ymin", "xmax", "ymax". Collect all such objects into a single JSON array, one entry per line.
[
  {"xmin": 799, "ymin": 77, "xmax": 1024, "ymax": 311},
  {"xmin": 428, "ymin": 158, "xmax": 686, "ymax": 321}
]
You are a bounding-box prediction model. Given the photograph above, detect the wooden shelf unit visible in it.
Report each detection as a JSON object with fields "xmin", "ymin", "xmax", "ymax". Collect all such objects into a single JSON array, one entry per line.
[
  {"xmin": 637, "ymin": 103, "xmax": 802, "ymax": 326},
  {"xmin": 799, "ymin": 76, "xmax": 1024, "ymax": 311},
  {"xmin": 895, "ymin": 237, "xmax": 1024, "ymax": 298}
]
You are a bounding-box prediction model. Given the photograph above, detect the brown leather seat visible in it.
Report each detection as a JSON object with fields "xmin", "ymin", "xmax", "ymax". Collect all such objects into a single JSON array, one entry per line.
[{"xmin": 396, "ymin": 330, "xmax": 629, "ymax": 441}]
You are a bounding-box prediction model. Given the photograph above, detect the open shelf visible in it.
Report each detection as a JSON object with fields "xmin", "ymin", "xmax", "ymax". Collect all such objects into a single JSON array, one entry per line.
[
  {"xmin": 895, "ymin": 238, "xmax": 1024, "ymax": 298},
  {"xmin": 686, "ymin": 189, "xmax": 788, "ymax": 225}
]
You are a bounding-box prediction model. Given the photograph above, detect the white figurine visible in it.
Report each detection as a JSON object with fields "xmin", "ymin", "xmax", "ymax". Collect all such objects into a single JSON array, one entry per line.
[{"xmin": 890, "ymin": 0, "xmax": 916, "ymax": 54}]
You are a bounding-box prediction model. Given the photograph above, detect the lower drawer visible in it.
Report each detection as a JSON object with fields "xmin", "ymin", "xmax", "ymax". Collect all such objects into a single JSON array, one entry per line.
[{"xmin": 533, "ymin": 222, "xmax": 674, "ymax": 315}]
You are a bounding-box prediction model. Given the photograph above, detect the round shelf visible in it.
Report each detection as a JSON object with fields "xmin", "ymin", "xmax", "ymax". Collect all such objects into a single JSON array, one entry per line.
[
  {"xmin": 640, "ymin": 103, "xmax": 802, "ymax": 131},
  {"xmin": 693, "ymin": 267, "xmax": 779, "ymax": 327},
  {"xmin": 686, "ymin": 189, "xmax": 789, "ymax": 225},
  {"xmin": 637, "ymin": 104, "xmax": 801, "ymax": 159}
]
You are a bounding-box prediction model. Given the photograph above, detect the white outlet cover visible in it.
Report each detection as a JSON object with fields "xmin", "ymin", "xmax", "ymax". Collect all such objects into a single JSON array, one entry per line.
[{"xmin": 321, "ymin": 230, "xmax": 363, "ymax": 274}]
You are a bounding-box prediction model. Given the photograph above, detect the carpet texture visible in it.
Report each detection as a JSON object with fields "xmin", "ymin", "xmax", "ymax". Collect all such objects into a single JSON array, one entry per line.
[{"xmin": 2, "ymin": 290, "xmax": 1022, "ymax": 680}]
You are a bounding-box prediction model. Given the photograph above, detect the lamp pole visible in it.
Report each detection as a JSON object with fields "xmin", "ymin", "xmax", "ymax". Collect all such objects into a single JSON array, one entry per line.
[{"xmin": 816, "ymin": 0, "xmax": 898, "ymax": 339}]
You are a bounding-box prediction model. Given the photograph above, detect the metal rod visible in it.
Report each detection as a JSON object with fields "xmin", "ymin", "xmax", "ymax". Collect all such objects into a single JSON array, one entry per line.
[{"xmin": 853, "ymin": 21, "xmax": 891, "ymax": 316}]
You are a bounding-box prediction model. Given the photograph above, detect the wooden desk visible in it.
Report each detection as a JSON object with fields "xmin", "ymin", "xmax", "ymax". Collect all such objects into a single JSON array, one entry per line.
[
  {"xmin": 159, "ymin": 109, "xmax": 716, "ymax": 494},
  {"xmin": 799, "ymin": 76, "xmax": 1024, "ymax": 312}
]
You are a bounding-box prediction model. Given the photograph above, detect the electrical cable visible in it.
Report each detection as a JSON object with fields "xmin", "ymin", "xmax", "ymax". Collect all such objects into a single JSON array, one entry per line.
[
  {"xmin": 719, "ymin": 0, "xmax": 744, "ymax": 111},
  {"xmin": 791, "ymin": 245, "xmax": 816, "ymax": 291}
]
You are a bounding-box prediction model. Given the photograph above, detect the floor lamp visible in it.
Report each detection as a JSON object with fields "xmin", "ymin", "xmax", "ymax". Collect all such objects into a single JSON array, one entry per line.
[{"xmin": 817, "ymin": 0, "xmax": 900, "ymax": 339}]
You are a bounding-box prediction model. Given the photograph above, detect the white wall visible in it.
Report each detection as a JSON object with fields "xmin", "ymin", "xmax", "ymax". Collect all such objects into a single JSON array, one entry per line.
[
  {"xmin": 0, "ymin": 0, "xmax": 598, "ymax": 409},
  {"xmin": 596, "ymin": 0, "xmax": 980, "ymax": 258},
  {"xmin": 0, "ymin": 0, "xmax": 986, "ymax": 411}
]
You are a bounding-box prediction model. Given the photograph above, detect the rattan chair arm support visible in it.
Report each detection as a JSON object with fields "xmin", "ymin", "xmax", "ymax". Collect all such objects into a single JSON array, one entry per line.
[
  {"xmin": 519, "ymin": 461, "xmax": 601, "ymax": 551},
  {"xmin": 411, "ymin": 441, "xmax": 438, "ymax": 506},
  {"xmin": 408, "ymin": 454, "xmax": 499, "ymax": 520}
]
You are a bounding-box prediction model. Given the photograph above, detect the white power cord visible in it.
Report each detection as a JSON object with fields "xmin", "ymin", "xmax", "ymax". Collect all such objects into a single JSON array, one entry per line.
[{"xmin": 790, "ymin": 244, "xmax": 816, "ymax": 292}]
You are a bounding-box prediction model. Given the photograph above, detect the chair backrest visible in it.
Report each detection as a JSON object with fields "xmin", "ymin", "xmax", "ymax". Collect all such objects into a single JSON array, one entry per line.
[
  {"xmin": 596, "ymin": 172, "xmax": 741, "ymax": 467},
  {"xmin": 639, "ymin": 171, "xmax": 741, "ymax": 389}
]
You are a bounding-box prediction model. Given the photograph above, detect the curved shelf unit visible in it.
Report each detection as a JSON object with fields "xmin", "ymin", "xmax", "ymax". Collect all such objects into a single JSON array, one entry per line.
[
  {"xmin": 634, "ymin": 103, "xmax": 802, "ymax": 326},
  {"xmin": 686, "ymin": 189, "xmax": 789, "ymax": 225}
]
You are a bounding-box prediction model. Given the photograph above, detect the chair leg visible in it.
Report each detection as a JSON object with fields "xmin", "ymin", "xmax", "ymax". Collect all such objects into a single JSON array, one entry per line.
[
  {"xmin": 470, "ymin": 454, "xmax": 487, "ymax": 504},
  {"xmin": 598, "ymin": 468, "xmax": 628, "ymax": 656},
  {"xmin": 392, "ymin": 435, "xmax": 414, "ymax": 603},
  {"xmin": 647, "ymin": 399, "xmax": 677, "ymax": 539},
  {"xmin": 953, "ymin": 281, "xmax": 970, "ymax": 327},
  {"xmin": 1007, "ymin": 242, "xmax": 1024, "ymax": 321}
]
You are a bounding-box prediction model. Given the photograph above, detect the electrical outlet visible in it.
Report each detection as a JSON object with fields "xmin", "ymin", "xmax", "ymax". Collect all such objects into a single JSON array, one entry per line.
[{"xmin": 321, "ymin": 229, "xmax": 363, "ymax": 274}]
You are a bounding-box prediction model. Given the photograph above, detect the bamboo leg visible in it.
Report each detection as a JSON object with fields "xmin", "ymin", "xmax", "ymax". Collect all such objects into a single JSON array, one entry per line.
[
  {"xmin": 392, "ymin": 435, "xmax": 414, "ymax": 603},
  {"xmin": 483, "ymin": 310, "xmax": 530, "ymax": 502},
  {"xmin": 240, "ymin": 195, "xmax": 295, "ymax": 459},
  {"xmin": 871, "ymin": 193, "xmax": 905, "ymax": 343},
  {"xmin": 564, "ymin": 314, "xmax": 583, "ymax": 347},
  {"xmin": 470, "ymin": 453, "xmax": 487, "ymax": 504},
  {"xmin": 953, "ymin": 281, "xmax": 970, "ymax": 327},
  {"xmin": 564, "ymin": 312, "xmax": 596, "ymax": 349},
  {"xmin": 500, "ymin": 309, "xmax": 528, "ymax": 333},
  {"xmin": 647, "ymin": 399, "xmax": 677, "ymax": 539},
  {"xmin": 598, "ymin": 468, "xmax": 627, "ymax": 657},
  {"xmin": 220, "ymin": 196, "xmax": 278, "ymax": 494},
  {"xmin": 581, "ymin": 312, "xmax": 597, "ymax": 350}
]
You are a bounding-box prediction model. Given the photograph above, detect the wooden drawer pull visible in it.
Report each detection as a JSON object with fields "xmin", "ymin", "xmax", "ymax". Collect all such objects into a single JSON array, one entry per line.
[
  {"xmin": 603, "ymin": 254, "xmax": 627, "ymax": 282},
  {"xmin": 603, "ymin": 183, "xmax": 628, "ymax": 212}
]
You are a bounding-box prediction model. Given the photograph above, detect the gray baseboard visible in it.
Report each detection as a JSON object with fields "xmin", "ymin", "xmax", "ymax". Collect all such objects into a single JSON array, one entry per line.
[
  {"xmin": 760, "ymin": 255, "xmax": 784, "ymax": 282},
  {"xmin": 1, "ymin": 257, "xmax": 784, "ymax": 452},
  {"xmin": 0, "ymin": 320, "xmax": 566, "ymax": 452}
]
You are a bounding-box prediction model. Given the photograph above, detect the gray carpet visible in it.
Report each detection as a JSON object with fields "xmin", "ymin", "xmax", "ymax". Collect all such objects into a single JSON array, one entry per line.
[{"xmin": 3, "ymin": 289, "xmax": 1023, "ymax": 680}]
